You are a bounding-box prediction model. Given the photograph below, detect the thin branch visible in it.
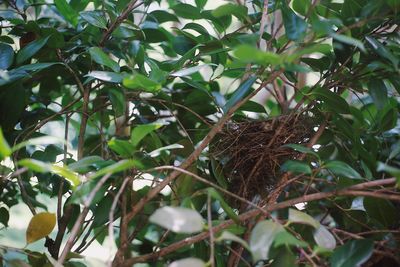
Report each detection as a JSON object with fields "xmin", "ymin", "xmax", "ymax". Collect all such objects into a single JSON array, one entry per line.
[
  {"xmin": 207, "ymin": 194, "xmax": 215, "ymax": 267},
  {"xmin": 57, "ymin": 173, "xmax": 112, "ymax": 265},
  {"xmin": 121, "ymin": 178, "xmax": 397, "ymax": 265},
  {"xmin": 100, "ymin": 1, "xmax": 143, "ymax": 46}
]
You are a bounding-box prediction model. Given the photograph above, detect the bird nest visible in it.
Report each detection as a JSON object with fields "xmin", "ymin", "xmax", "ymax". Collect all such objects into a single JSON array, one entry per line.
[{"xmin": 211, "ymin": 114, "xmax": 314, "ymax": 208}]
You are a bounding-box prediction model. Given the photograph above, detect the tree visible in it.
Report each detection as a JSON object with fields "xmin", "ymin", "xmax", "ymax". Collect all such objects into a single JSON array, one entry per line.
[{"xmin": 0, "ymin": 0, "xmax": 399, "ymax": 266}]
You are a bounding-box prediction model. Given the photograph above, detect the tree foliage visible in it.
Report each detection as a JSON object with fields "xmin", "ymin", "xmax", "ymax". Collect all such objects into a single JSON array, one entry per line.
[{"xmin": 0, "ymin": 0, "xmax": 400, "ymax": 266}]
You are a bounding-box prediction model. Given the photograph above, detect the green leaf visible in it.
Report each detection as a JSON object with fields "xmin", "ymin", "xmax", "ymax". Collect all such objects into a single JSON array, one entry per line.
[
  {"xmin": 210, "ymin": 158, "xmax": 228, "ymax": 189},
  {"xmin": 168, "ymin": 258, "xmax": 205, "ymax": 267},
  {"xmin": 212, "ymin": 3, "xmax": 248, "ymax": 20},
  {"xmin": 171, "ymin": 3, "xmax": 202, "ymax": 19},
  {"xmin": 207, "ymin": 188, "xmax": 239, "ymax": 223},
  {"xmin": 330, "ymin": 33, "xmax": 366, "ymax": 52},
  {"xmin": 283, "ymin": 144, "xmax": 320, "ymax": 159},
  {"xmin": 148, "ymin": 143, "xmax": 184, "ymax": 157},
  {"xmin": 217, "ymin": 231, "xmax": 250, "ymax": 251},
  {"xmin": 90, "ymin": 159, "xmax": 143, "ymax": 179},
  {"xmin": 54, "ymin": 0, "xmax": 79, "ymax": 26},
  {"xmin": 0, "ymin": 207, "xmax": 9, "ymax": 227},
  {"xmin": 149, "ymin": 206, "xmax": 204, "ymax": 234},
  {"xmin": 16, "ymin": 37, "xmax": 49, "ymax": 64},
  {"xmin": 250, "ymin": 220, "xmax": 285, "ymax": 261},
  {"xmin": 288, "ymin": 208, "xmax": 320, "ymax": 228},
  {"xmin": 68, "ymin": 156, "xmax": 104, "ymax": 173},
  {"xmin": 367, "ymin": 80, "xmax": 388, "ymax": 110},
  {"xmin": 0, "ymin": 43, "xmax": 14, "ymax": 69},
  {"xmin": 313, "ymin": 225, "xmax": 336, "ymax": 250},
  {"xmin": 86, "ymin": 71, "xmax": 124, "ymax": 83},
  {"xmin": 273, "ymin": 231, "xmax": 308, "ymax": 248},
  {"xmin": 12, "ymin": 136, "xmax": 67, "ymax": 153},
  {"xmin": 170, "ymin": 65, "xmax": 208, "ymax": 77},
  {"xmin": 324, "ymin": 161, "xmax": 362, "ymax": 179},
  {"xmin": 89, "ymin": 47, "xmax": 120, "ymax": 72},
  {"xmin": 270, "ymin": 248, "xmax": 297, "ymax": 267},
  {"xmin": 108, "ymin": 138, "xmax": 136, "ymax": 158},
  {"xmin": 0, "ymin": 127, "xmax": 12, "ymax": 158},
  {"xmin": 364, "ymin": 197, "xmax": 399, "ymax": 227},
  {"xmin": 195, "ymin": 0, "xmax": 207, "ymax": 9},
  {"xmin": 131, "ymin": 123, "xmax": 163, "ymax": 148},
  {"xmin": 292, "ymin": 0, "xmax": 311, "ymax": 16},
  {"xmin": 377, "ymin": 163, "xmax": 400, "ymax": 186},
  {"xmin": 233, "ymin": 45, "xmax": 281, "ymax": 65},
  {"xmin": 108, "ymin": 88, "xmax": 126, "ymax": 117},
  {"xmin": 123, "ymin": 73, "xmax": 161, "ymax": 92},
  {"xmin": 331, "ymin": 239, "xmax": 374, "ymax": 267},
  {"xmin": 223, "ymin": 76, "xmax": 257, "ymax": 113},
  {"xmin": 80, "ymin": 11, "xmax": 108, "ymax": 29},
  {"xmin": 365, "ymin": 36, "xmax": 398, "ymax": 67},
  {"xmin": 281, "ymin": 4, "xmax": 307, "ymax": 41},
  {"xmin": 281, "ymin": 160, "xmax": 312, "ymax": 174},
  {"xmin": 18, "ymin": 159, "xmax": 81, "ymax": 187},
  {"xmin": 311, "ymin": 87, "xmax": 350, "ymax": 114}
]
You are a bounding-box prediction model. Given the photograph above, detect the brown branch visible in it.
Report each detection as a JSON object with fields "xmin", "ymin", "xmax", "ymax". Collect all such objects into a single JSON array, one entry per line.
[
  {"xmin": 121, "ymin": 178, "xmax": 398, "ymax": 265},
  {"xmin": 57, "ymin": 174, "xmax": 112, "ymax": 265},
  {"xmin": 113, "ymin": 71, "xmax": 283, "ymax": 264},
  {"xmin": 99, "ymin": 0, "xmax": 142, "ymax": 46}
]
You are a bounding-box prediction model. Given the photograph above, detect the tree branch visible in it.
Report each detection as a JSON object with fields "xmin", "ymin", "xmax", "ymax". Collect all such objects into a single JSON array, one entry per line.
[{"xmin": 121, "ymin": 178, "xmax": 398, "ymax": 265}]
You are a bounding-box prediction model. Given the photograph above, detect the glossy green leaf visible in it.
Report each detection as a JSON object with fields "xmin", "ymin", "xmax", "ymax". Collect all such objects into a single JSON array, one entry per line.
[
  {"xmin": 0, "ymin": 43, "xmax": 14, "ymax": 69},
  {"xmin": 365, "ymin": 36, "xmax": 398, "ymax": 67},
  {"xmin": 234, "ymin": 45, "xmax": 281, "ymax": 65},
  {"xmin": 131, "ymin": 123, "xmax": 163, "ymax": 148},
  {"xmin": 108, "ymin": 138, "xmax": 136, "ymax": 158},
  {"xmin": 210, "ymin": 158, "xmax": 228, "ymax": 189},
  {"xmin": 171, "ymin": 3, "xmax": 202, "ymax": 19},
  {"xmin": 68, "ymin": 156, "xmax": 104, "ymax": 173},
  {"xmin": 89, "ymin": 47, "xmax": 120, "ymax": 72},
  {"xmin": 54, "ymin": 0, "xmax": 79, "ymax": 26},
  {"xmin": 368, "ymin": 80, "xmax": 387, "ymax": 110},
  {"xmin": 281, "ymin": 4, "xmax": 307, "ymax": 41},
  {"xmin": 223, "ymin": 76, "xmax": 257, "ymax": 113},
  {"xmin": 86, "ymin": 71, "xmax": 124, "ymax": 83},
  {"xmin": 250, "ymin": 220, "xmax": 284, "ymax": 261},
  {"xmin": 288, "ymin": 208, "xmax": 320, "ymax": 228},
  {"xmin": 195, "ymin": 0, "xmax": 207, "ymax": 9},
  {"xmin": 311, "ymin": 87, "xmax": 350, "ymax": 114},
  {"xmin": 281, "ymin": 160, "xmax": 312, "ymax": 174},
  {"xmin": 54, "ymin": 0, "xmax": 78, "ymax": 27},
  {"xmin": 90, "ymin": 159, "xmax": 143, "ymax": 179},
  {"xmin": 123, "ymin": 73, "xmax": 161, "ymax": 92},
  {"xmin": 207, "ymin": 188, "xmax": 239, "ymax": 223},
  {"xmin": 0, "ymin": 207, "xmax": 9, "ymax": 227},
  {"xmin": 0, "ymin": 127, "xmax": 11, "ymax": 158},
  {"xmin": 18, "ymin": 159, "xmax": 81, "ymax": 187},
  {"xmin": 217, "ymin": 231, "xmax": 250, "ymax": 251},
  {"xmin": 283, "ymin": 144, "xmax": 320, "ymax": 159},
  {"xmin": 149, "ymin": 206, "xmax": 204, "ymax": 234},
  {"xmin": 273, "ymin": 231, "xmax": 308, "ymax": 248},
  {"xmin": 16, "ymin": 37, "xmax": 49, "ymax": 64},
  {"xmin": 170, "ymin": 65, "xmax": 208, "ymax": 77},
  {"xmin": 324, "ymin": 161, "xmax": 362, "ymax": 179},
  {"xmin": 313, "ymin": 225, "xmax": 336, "ymax": 250},
  {"xmin": 270, "ymin": 248, "xmax": 297, "ymax": 267},
  {"xmin": 80, "ymin": 11, "xmax": 108, "ymax": 29},
  {"xmin": 292, "ymin": 0, "xmax": 311, "ymax": 16},
  {"xmin": 212, "ymin": 3, "xmax": 248, "ymax": 20},
  {"xmin": 331, "ymin": 239, "xmax": 373, "ymax": 267},
  {"xmin": 331, "ymin": 33, "xmax": 366, "ymax": 52}
]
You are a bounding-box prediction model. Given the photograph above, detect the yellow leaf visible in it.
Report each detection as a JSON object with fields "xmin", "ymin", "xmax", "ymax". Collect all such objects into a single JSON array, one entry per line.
[{"xmin": 26, "ymin": 212, "xmax": 56, "ymax": 244}]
